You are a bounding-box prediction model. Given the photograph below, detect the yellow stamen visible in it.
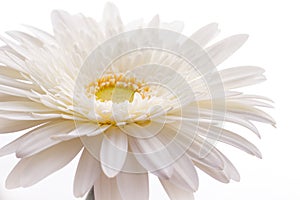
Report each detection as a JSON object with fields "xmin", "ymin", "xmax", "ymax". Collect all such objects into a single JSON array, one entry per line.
[{"xmin": 88, "ymin": 73, "xmax": 149, "ymax": 103}]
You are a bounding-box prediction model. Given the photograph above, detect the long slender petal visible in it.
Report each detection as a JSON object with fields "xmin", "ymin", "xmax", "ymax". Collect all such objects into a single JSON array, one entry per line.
[
  {"xmin": 94, "ymin": 170, "xmax": 122, "ymax": 200},
  {"xmin": 74, "ymin": 149, "xmax": 101, "ymax": 197},
  {"xmin": 206, "ymin": 34, "xmax": 248, "ymax": 66},
  {"xmin": 190, "ymin": 23, "xmax": 219, "ymax": 47},
  {"xmin": 100, "ymin": 127, "xmax": 128, "ymax": 177},
  {"xmin": 6, "ymin": 139, "xmax": 82, "ymax": 188},
  {"xmin": 16, "ymin": 120, "xmax": 76, "ymax": 158},
  {"xmin": 165, "ymin": 124, "xmax": 225, "ymax": 170},
  {"xmin": 219, "ymin": 66, "xmax": 266, "ymax": 89},
  {"xmin": 102, "ymin": 2, "xmax": 123, "ymax": 36},
  {"xmin": 158, "ymin": 131, "xmax": 199, "ymax": 192},
  {"xmin": 129, "ymin": 136, "xmax": 174, "ymax": 179},
  {"xmin": 0, "ymin": 101, "xmax": 52, "ymax": 112},
  {"xmin": 168, "ymin": 154, "xmax": 199, "ymax": 192},
  {"xmin": 117, "ymin": 172, "xmax": 149, "ymax": 200},
  {"xmin": 160, "ymin": 178, "xmax": 194, "ymax": 200},
  {"xmin": 0, "ymin": 118, "xmax": 45, "ymax": 134},
  {"xmin": 198, "ymin": 125, "xmax": 262, "ymax": 158}
]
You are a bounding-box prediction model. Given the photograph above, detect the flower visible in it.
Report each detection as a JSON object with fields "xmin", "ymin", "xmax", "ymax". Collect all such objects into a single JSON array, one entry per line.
[{"xmin": 0, "ymin": 2, "xmax": 275, "ymax": 200}]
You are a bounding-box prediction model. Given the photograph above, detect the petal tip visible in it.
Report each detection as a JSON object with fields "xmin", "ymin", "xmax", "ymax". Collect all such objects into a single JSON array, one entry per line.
[
  {"xmin": 236, "ymin": 34, "xmax": 249, "ymax": 43},
  {"xmin": 101, "ymin": 163, "xmax": 120, "ymax": 178}
]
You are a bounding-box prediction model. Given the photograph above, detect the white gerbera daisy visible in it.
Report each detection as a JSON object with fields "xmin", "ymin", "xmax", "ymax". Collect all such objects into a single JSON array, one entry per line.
[{"xmin": 0, "ymin": 2, "xmax": 275, "ymax": 200}]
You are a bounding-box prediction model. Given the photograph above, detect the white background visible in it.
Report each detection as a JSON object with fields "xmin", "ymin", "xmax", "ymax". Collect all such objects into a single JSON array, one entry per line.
[{"xmin": 0, "ymin": 0, "xmax": 299, "ymax": 199}]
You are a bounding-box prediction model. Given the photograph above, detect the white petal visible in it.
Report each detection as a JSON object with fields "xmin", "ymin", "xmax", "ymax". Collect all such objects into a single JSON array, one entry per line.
[
  {"xmin": 0, "ymin": 35, "xmax": 31, "ymax": 58},
  {"xmin": 183, "ymin": 100, "xmax": 270, "ymax": 136},
  {"xmin": 0, "ymin": 132, "xmax": 31, "ymax": 156},
  {"xmin": 6, "ymin": 31, "xmax": 43, "ymax": 47},
  {"xmin": 160, "ymin": 178, "xmax": 194, "ymax": 200},
  {"xmin": 74, "ymin": 149, "xmax": 101, "ymax": 197},
  {"xmin": 220, "ymin": 113, "xmax": 261, "ymax": 138},
  {"xmin": 230, "ymin": 94, "xmax": 274, "ymax": 103},
  {"xmin": 190, "ymin": 23, "xmax": 220, "ymax": 47},
  {"xmin": 24, "ymin": 25, "xmax": 56, "ymax": 45},
  {"xmin": 129, "ymin": 136, "xmax": 174, "ymax": 179},
  {"xmin": 80, "ymin": 134, "xmax": 103, "ymax": 161},
  {"xmin": 194, "ymin": 149, "xmax": 240, "ymax": 183},
  {"xmin": 121, "ymin": 151, "xmax": 148, "ymax": 173},
  {"xmin": 199, "ymin": 125, "xmax": 262, "ymax": 158},
  {"xmin": 157, "ymin": 131, "xmax": 198, "ymax": 191},
  {"xmin": 0, "ymin": 101, "xmax": 52, "ymax": 112},
  {"xmin": 6, "ymin": 139, "xmax": 82, "ymax": 188},
  {"xmin": 87, "ymin": 125, "xmax": 110, "ymax": 136},
  {"xmin": 228, "ymin": 99, "xmax": 273, "ymax": 108},
  {"xmin": 226, "ymin": 102, "xmax": 276, "ymax": 125},
  {"xmin": 0, "ymin": 65, "xmax": 24, "ymax": 79},
  {"xmin": 0, "ymin": 111, "xmax": 61, "ymax": 121},
  {"xmin": 102, "ymin": 2, "xmax": 123, "ymax": 36},
  {"xmin": 195, "ymin": 107, "xmax": 261, "ymax": 138},
  {"xmin": 94, "ymin": 171, "xmax": 122, "ymax": 200},
  {"xmin": 52, "ymin": 122, "xmax": 100, "ymax": 140},
  {"xmin": 0, "ymin": 51, "xmax": 27, "ymax": 73},
  {"xmin": 168, "ymin": 154, "xmax": 199, "ymax": 192},
  {"xmin": 129, "ymin": 65, "xmax": 195, "ymax": 106},
  {"xmin": 193, "ymin": 161, "xmax": 230, "ymax": 183},
  {"xmin": 217, "ymin": 150, "xmax": 240, "ymax": 181},
  {"xmin": 187, "ymin": 139, "xmax": 225, "ymax": 169},
  {"xmin": 188, "ymin": 100, "xmax": 267, "ymax": 137},
  {"xmin": 0, "ymin": 118, "xmax": 44, "ymax": 134},
  {"xmin": 16, "ymin": 120, "xmax": 75, "ymax": 158},
  {"xmin": 0, "ymin": 75, "xmax": 31, "ymax": 91},
  {"xmin": 116, "ymin": 172, "xmax": 149, "ymax": 200},
  {"xmin": 0, "ymin": 84, "xmax": 37, "ymax": 98},
  {"xmin": 51, "ymin": 10, "xmax": 74, "ymax": 34},
  {"xmin": 148, "ymin": 15, "xmax": 160, "ymax": 28},
  {"xmin": 5, "ymin": 154, "xmax": 28, "ymax": 188},
  {"xmin": 219, "ymin": 66, "xmax": 266, "ymax": 89},
  {"xmin": 206, "ymin": 34, "xmax": 248, "ymax": 66},
  {"xmin": 220, "ymin": 66, "xmax": 265, "ymax": 78},
  {"xmin": 100, "ymin": 127, "xmax": 128, "ymax": 177},
  {"xmin": 165, "ymin": 124, "xmax": 225, "ymax": 170},
  {"xmin": 121, "ymin": 121, "xmax": 163, "ymax": 139}
]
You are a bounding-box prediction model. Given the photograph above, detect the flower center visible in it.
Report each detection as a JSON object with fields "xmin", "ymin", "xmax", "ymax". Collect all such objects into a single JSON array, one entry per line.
[{"xmin": 88, "ymin": 74, "xmax": 149, "ymax": 103}]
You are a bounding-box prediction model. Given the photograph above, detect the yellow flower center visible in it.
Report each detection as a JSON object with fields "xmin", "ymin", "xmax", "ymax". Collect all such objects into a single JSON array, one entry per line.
[
  {"xmin": 88, "ymin": 74, "xmax": 149, "ymax": 103},
  {"xmin": 96, "ymin": 86, "xmax": 135, "ymax": 103}
]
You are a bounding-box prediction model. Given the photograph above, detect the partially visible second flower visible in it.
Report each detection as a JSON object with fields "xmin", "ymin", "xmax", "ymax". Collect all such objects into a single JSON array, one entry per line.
[{"xmin": 0, "ymin": 3, "xmax": 275, "ymax": 200}]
